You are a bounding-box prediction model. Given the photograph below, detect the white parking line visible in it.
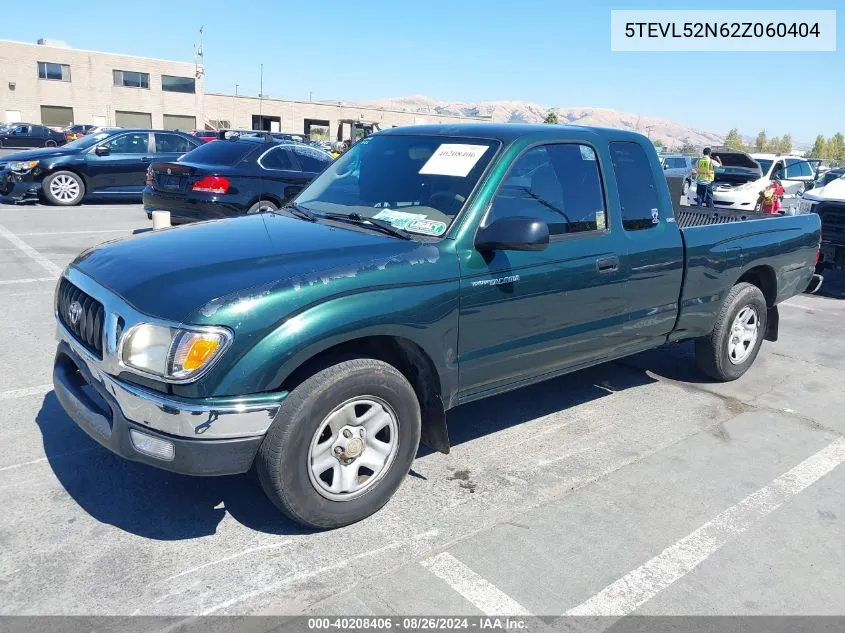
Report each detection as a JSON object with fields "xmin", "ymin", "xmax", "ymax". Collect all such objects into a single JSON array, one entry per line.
[
  {"xmin": 0, "ymin": 384, "xmax": 52, "ymax": 401},
  {"xmin": 0, "ymin": 223, "xmax": 63, "ymax": 276},
  {"xmin": 781, "ymin": 301, "xmax": 833, "ymax": 313},
  {"xmin": 15, "ymin": 229, "xmax": 131, "ymax": 236},
  {"xmin": 565, "ymin": 436, "xmax": 845, "ymax": 616},
  {"xmin": 194, "ymin": 529, "xmax": 440, "ymax": 616},
  {"xmin": 162, "ymin": 541, "xmax": 294, "ymax": 582},
  {"xmin": 0, "ymin": 277, "xmax": 57, "ymax": 286},
  {"xmin": 420, "ymin": 552, "xmax": 533, "ymax": 616}
]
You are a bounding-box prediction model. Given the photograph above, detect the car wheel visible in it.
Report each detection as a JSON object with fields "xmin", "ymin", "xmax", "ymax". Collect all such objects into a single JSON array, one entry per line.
[
  {"xmin": 42, "ymin": 171, "xmax": 85, "ymax": 206},
  {"xmin": 256, "ymin": 358, "xmax": 421, "ymax": 529},
  {"xmin": 44, "ymin": 139, "xmax": 57, "ymax": 148},
  {"xmin": 694, "ymin": 282, "xmax": 767, "ymax": 382},
  {"xmin": 247, "ymin": 199, "xmax": 278, "ymax": 215}
]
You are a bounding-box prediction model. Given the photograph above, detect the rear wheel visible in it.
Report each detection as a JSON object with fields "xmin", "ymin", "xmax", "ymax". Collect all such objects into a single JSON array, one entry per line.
[
  {"xmin": 44, "ymin": 139, "xmax": 57, "ymax": 148},
  {"xmin": 246, "ymin": 199, "xmax": 278, "ymax": 215},
  {"xmin": 42, "ymin": 171, "xmax": 85, "ymax": 206},
  {"xmin": 695, "ymin": 282, "xmax": 767, "ymax": 381},
  {"xmin": 256, "ymin": 358, "xmax": 420, "ymax": 529}
]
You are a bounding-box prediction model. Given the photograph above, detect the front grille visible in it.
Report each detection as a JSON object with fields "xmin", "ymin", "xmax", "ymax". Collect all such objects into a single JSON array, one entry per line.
[
  {"xmin": 818, "ymin": 202, "xmax": 845, "ymax": 246},
  {"xmin": 57, "ymin": 278, "xmax": 105, "ymax": 358}
]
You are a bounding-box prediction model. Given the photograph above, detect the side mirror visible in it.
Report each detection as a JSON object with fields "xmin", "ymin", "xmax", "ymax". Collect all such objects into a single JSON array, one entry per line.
[
  {"xmin": 95, "ymin": 145, "xmax": 110, "ymax": 156},
  {"xmin": 475, "ymin": 216, "xmax": 550, "ymax": 252},
  {"xmin": 663, "ymin": 164, "xmax": 669, "ymax": 170}
]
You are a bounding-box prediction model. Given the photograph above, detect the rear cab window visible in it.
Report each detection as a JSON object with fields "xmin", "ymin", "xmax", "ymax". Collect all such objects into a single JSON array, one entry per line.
[
  {"xmin": 609, "ymin": 141, "xmax": 661, "ymax": 230},
  {"xmin": 179, "ymin": 140, "xmax": 259, "ymax": 165}
]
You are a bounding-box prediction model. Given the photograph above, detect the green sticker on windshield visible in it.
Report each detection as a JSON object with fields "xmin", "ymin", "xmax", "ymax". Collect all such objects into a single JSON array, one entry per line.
[
  {"xmin": 372, "ymin": 209, "xmax": 427, "ymax": 229},
  {"xmin": 405, "ymin": 218, "xmax": 447, "ymax": 236}
]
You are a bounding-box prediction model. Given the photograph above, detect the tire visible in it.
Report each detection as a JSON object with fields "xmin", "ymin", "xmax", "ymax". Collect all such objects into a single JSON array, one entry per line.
[
  {"xmin": 256, "ymin": 358, "xmax": 421, "ymax": 529},
  {"xmin": 44, "ymin": 139, "xmax": 57, "ymax": 148},
  {"xmin": 695, "ymin": 282, "xmax": 767, "ymax": 381},
  {"xmin": 42, "ymin": 170, "xmax": 85, "ymax": 206},
  {"xmin": 246, "ymin": 199, "xmax": 278, "ymax": 215}
]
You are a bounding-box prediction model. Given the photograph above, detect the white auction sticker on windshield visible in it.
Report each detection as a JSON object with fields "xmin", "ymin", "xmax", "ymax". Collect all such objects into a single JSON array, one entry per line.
[
  {"xmin": 405, "ymin": 218, "xmax": 448, "ymax": 236},
  {"xmin": 372, "ymin": 209, "xmax": 427, "ymax": 229},
  {"xmin": 419, "ymin": 144, "xmax": 489, "ymax": 178}
]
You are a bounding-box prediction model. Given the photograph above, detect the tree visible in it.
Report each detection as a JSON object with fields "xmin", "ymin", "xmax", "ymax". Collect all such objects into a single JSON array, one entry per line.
[
  {"xmin": 653, "ymin": 138, "xmax": 666, "ymax": 151},
  {"xmin": 829, "ymin": 133, "xmax": 845, "ymax": 162},
  {"xmin": 754, "ymin": 130, "xmax": 767, "ymax": 152},
  {"xmin": 544, "ymin": 109, "xmax": 559, "ymax": 125},
  {"xmin": 724, "ymin": 128, "xmax": 745, "ymax": 150},
  {"xmin": 678, "ymin": 142, "xmax": 698, "ymax": 155},
  {"xmin": 763, "ymin": 135, "xmax": 780, "ymax": 153},
  {"xmin": 808, "ymin": 135, "xmax": 827, "ymax": 158},
  {"xmin": 777, "ymin": 134, "xmax": 792, "ymax": 154}
]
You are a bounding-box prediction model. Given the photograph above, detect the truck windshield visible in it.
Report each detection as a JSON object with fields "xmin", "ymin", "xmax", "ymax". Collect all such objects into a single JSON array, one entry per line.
[{"xmin": 295, "ymin": 135, "xmax": 499, "ymax": 237}]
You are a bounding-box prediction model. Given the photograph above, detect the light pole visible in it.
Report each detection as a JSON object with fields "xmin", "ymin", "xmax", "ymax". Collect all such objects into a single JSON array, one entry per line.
[{"xmin": 232, "ymin": 84, "xmax": 239, "ymax": 128}]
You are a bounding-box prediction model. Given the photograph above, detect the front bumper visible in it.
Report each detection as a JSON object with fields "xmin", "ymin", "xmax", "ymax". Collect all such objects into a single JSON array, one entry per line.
[
  {"xmin": 0, "ymin": 170, "xmax": 40, "ymax": 202},
  {"xmin": 52, "ymin": 271, "xmax": 287, "ymax": 475}
]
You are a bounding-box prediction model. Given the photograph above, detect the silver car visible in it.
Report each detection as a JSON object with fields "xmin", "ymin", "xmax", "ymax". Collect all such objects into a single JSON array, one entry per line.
[{"xmin": 660, "ymin": 154, "xmax": 696, "ymax": 191}]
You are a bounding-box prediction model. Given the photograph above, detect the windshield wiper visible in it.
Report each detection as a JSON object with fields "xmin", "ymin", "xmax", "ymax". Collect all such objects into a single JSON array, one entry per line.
[
  {"xmin": 321, "ymin": 212, "xmax": 411, "ymax": 240},
  {"xmin": 281, "ymin": 202, "xmax": 318, "ymax": 222}
]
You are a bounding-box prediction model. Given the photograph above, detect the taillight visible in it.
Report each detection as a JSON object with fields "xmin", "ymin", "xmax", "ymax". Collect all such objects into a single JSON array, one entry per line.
[
  {"xmin": 816, "ymin": 248, "xmax": 821, "ymax": 265},
  {"xmin": 192, "ymin": 175, "xmax": 230, "ymax": 194}
]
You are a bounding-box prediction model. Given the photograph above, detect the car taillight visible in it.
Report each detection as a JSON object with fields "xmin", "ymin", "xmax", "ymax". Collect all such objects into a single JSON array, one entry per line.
[{"xmin": 192, "ymin": 175, "xmax": 230, "ymax": 194}]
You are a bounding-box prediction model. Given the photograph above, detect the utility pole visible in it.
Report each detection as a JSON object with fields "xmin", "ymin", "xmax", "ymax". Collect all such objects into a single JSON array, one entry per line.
[
  {"xmin": 232, "ymin": 83, "xmax": 238, "ymax": 129},
  {"xmin": 259, "ymin": 64, "xmax": 264, "ymax": 128},
  {"xmin": 645, "ymin": 125, "xmax": 655, "ymax": 140},
  {"xmin": 309, "ymin": 90, "xmax": 313, "ymax": 102}
]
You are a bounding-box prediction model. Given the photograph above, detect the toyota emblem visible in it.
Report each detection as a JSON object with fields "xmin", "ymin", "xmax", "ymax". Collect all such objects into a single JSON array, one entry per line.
[
  {"xmin": 167, "ymin": 168, "xmax": 172, "ymax": 175},
  {"xmin": 68, "ymin": 301, "xmax": 83, "ymax": 326}
]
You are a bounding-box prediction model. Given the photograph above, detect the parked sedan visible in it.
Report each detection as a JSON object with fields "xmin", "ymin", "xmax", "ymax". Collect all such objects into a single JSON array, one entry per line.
[
  {"xmin": 143, "ymin": 137, "xmax": 332, "ymax": 223},
  {"xmin": 0, "ymin": 129, "xmax": 201, "ymax": 205},
  {"xmin": 0, "ymin": 123, "xmax": 67, "ymax": 148}
]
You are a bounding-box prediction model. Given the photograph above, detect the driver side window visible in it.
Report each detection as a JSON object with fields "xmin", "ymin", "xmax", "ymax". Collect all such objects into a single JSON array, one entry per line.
[
  {"xmin": 102, "ymin": 133, "xmax": 149, "ymax": 154},
  {"xmin": 487, "ymin": 143, "xmax": 606, "ymax": 236},
  {"xmin": 771, "ymin": 161, "xmax": 785, "ymax": 179}
]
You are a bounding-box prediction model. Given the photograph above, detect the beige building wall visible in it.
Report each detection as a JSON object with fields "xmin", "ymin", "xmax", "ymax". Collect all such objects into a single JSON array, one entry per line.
[
  {"xmin": 0, "ymin": 39, "xmax": 203, "ymax": 128},
  {"xmin": 204, "ymin": 93, "xmax": 488, "ymax": 137},
  {"xmin": 0, "ymin": 39, "xmax": 487, "ymax": 135}
]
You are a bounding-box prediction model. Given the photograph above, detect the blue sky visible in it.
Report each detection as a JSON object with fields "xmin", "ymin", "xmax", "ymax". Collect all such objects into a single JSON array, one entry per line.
[{"xmin": 2, "ymin": 0, "xmax": 840, "ymax": 141}]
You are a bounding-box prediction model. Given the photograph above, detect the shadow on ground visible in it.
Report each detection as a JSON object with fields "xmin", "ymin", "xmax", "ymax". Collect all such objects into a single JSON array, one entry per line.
[
  {"xmin": 36, "ymin": 343, "xmax": 715, "ymax": 540},
  {"xmin": 35, "ymin": 392, "xmax": 314, "ymax": 540}
]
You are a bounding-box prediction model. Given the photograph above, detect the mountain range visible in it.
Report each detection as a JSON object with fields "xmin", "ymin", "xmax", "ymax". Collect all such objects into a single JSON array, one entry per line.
[{"xmin": 358, "ymin": 95, "xmax": 727, "ymax": 150}]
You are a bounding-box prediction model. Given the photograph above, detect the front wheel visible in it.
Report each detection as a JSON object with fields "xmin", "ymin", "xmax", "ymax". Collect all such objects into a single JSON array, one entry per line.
[
  {"xmin": 695, "ymin": 282, "xmax": 767, "ymax": 381},
  {"xmin": 44, "ymin": 139, "xmax": 57, "ymax": 148},
  {"xmin": 42, "ymin": 171, "xmax": 85, "ymax": 206},
  {"xmin": 256, "ymin": 358, "xmax": 421, "ymax": 529}
]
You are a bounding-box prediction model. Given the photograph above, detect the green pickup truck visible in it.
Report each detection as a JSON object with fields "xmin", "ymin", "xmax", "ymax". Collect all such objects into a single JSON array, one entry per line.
[{"xmin": 53, "ymin": 124, "xmax": 822, "ymax": 528}]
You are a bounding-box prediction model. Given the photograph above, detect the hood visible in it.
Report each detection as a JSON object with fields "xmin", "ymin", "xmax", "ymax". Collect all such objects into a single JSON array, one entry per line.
[
  {"xmin": 0, "ymin": 147, "xmax": 79, "ymax": 162},
  {"xmin": 805, "ymin": 177, "xmax": 845, "ymax": 204},
  {"xmin": 70, "ymin": 214, "xmax": 444, "ymax": 323},
  {"xmin": 710, "ymin": 150, "xmax": 760, "ymax": 170}
]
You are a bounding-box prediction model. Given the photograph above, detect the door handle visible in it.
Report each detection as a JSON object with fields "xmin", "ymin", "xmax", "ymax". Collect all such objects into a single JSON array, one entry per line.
[{"xmin": 596, "ymin": 256, "xmax": 620, "ymax": 273}]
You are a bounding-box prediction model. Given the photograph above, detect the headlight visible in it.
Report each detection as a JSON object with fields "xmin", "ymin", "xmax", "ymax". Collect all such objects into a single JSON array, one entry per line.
[
  {"xmin": 736, "ymin": 182, "xmax": 758, "ymax": 191},
  {"xmin": 10, "ymin": 160, "xmax": 38, "ymax": 173},
  {"xmin": 121, "ymin": 323, "xmax": 231, "ymax": 381}
]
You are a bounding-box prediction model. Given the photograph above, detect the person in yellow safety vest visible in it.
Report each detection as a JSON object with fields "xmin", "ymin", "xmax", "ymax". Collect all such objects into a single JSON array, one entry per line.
[
  {"xmin": 694, "ymin": 147, "xmax": 722, "ymax": 208},
  {"xmin": 329, "ymin": 142, "xmax": 344, "ymax": 160}
]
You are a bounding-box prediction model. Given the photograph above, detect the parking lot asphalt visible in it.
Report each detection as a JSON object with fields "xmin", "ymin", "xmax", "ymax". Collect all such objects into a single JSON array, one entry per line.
[{"xmin": 1, "ymin": 199, "xmax": 845, "ymax": 622}]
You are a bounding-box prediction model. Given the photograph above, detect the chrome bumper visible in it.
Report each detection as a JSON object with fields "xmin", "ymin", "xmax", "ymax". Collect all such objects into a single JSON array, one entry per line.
[{"xmin": 57, "ymin": 322, "xmax": 284, "ymax": 439}]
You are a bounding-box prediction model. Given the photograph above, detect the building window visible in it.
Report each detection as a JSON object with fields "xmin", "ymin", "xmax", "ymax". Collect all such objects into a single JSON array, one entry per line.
[
  {"xmin": 207, "ymin": 120, "xmax": 230, "ymax": 129},
  {"xmin": 113, "ymin": 70, "xmax": 150, "ymax": 89},
  {"xmin": 161, "ymin": 75, "xmax": 196, "ymax": 94},
  {"xmin": 37, "ymin": 62, "xmax": 70, "ymax": 82}
]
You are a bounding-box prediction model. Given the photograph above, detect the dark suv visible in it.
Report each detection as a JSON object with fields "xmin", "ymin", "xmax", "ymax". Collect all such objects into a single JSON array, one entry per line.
[
  {"xmin": 0, "ymin": 123, "xmax": 67, "ymax": 148},
  {"xmin": 0, "ymin": 129, "xmax": 200, "ymax": 205}
]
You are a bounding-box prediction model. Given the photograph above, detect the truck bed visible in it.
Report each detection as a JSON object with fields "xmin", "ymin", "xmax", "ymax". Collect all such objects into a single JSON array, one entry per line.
[{"xmin": 674, "ymin": 204, "xmax": 770, "ymax": 229}]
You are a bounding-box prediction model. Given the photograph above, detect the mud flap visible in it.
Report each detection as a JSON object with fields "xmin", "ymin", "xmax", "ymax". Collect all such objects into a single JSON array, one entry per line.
[
  {"xmin": 765, "ymin": 305, "xmax": 779, "ymax": 342},
  {"xmin": 420, "ymin": 396, "xmax": 450, "ymax": 455}
]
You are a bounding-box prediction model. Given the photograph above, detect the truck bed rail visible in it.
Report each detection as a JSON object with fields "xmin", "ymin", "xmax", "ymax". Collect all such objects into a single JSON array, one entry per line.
[{"xmin": 675, "ymin": 207, "xmax": 771, "ymax": 229}]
